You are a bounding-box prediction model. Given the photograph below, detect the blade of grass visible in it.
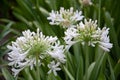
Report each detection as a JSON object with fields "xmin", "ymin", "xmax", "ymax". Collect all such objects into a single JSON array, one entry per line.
[
  {"xmin": 89, "ymin": 52, "xmax": 107, "ymax": 80},
  {"xmin": 76, "ymin": 56, "xmax": 83, "ymax": 80},
  {"xmin": 2, "ymin": 68, "xmax": 15, "ymax": 80},
  {"xmin": 63, "ymin": 66, "xmax": 75, "ymax": 80},
  {"xmin": 114, "ymin": 59, "xmax": 120, "ymax": 79},
  {"xmin": 21, "ymin": 68, "xmax": 33, "ymax": 80},
  {"xmin": 108, "ymin": 56, "xmax": 115, "ymax": 80},
  {"xmin": 84, "ymin": 62, "xmax": 95, "ymax": 80},
  {"xmin": 13, "ymin": 12, "xmax": 32, "ymax": 27}
]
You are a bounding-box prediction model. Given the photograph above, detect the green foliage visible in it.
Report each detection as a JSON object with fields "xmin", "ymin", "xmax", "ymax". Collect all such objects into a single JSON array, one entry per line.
[
  {"xmin": 0, "ymin": 0, "xmax": 120, "ymax": 80},
  {"xmin": 2, "ymin": 67, "xmax": 15, "ymax": 80}
]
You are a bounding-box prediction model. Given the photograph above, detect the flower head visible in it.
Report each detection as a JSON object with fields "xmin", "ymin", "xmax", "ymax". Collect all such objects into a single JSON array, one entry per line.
[
  {"xmin": 7, "ymin": 28, "xmax": 66, "ymax": 76},
  {"xmin": 76, "ymin": 19, "xmax": 98, "ymax": 46},
  {"xmin": 64, "ymin": 19, "xmax": 113, "ymax": 52},
  {"xmin": 47, "ymin": 7, "xmax": 84, "ymax": 28}
]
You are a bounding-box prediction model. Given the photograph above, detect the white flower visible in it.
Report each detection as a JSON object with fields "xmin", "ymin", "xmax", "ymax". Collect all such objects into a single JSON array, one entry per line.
[
  {"xmin": 64, "ymin": 26, "xmax": 79, "ymax": 50},
  {"xmin": 64, "ymin": 19, "xmax": 113, "ymax": 52},
  {"xmin": 64, "ymin": 19, "xmax": 98, "ymax": 49},
  {"xmin": 7, "ymin": 28, "xmax": 65, "ymax": 76},
  {"xmin": 98, "ymin": 27, "xmax": 113, "ymax": 52},
  {"xmin": 48, "ymin": 61, "xmax": 61, "ymax": 76},
  {"xmin": 48, "ymin": 41, "xmax": 66, "ymax": 63},
  {"xmin": 76, "ymin": 19, "xmax": 98, "ymax": 46},
  {"xmin": 47, "ymin": 7, "xmax": 84, "ymax": 28}
]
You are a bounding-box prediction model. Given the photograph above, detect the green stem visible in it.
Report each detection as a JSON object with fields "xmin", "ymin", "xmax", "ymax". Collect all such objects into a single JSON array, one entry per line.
[
  {"xmin": 84, "ymin": 7, "xmax": 87, "ymax": 18},
  {"xmin": 36, "ymin": 54, "xmax": 40, "ymax": 80},
  {"xmin": 98, "ymin": 0, "xmax": 101, "ymax": 27},
  {"xmin": 36, "ymin": 0, "xmax": 39, "ymax": 8},
  {"xmin": 84, "ymin": 44, "xmax": 89, "ymax": 75}
]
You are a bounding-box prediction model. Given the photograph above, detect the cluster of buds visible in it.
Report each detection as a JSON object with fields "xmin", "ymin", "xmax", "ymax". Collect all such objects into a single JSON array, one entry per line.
[{"xmin": 79, "ymin": 0, "xmax": 92, "ymax": 6}]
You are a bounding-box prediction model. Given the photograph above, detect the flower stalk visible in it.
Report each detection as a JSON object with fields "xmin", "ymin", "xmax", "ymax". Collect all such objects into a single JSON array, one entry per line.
[
  {"xmin": 84, "ymin": 43, "xmax": 89, "ymax": 75},
  {"xmin": 36, "ymin": 53, "xmax": 40, "ymax": 80},
  {"xmin": 98, "ymin": 0, "xmax": 101, "ymax": 27}
]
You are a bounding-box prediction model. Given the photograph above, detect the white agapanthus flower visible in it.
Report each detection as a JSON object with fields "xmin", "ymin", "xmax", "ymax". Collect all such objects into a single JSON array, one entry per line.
[
  {"xmin": 7, "ymin": 28, "xmax": 66, "ymax": 76},
  {"xmin": 64, "ymin": 19, "xmax": 113, "ymax": 52},
  {"xmin": 47, "ymin": 61, "xmax": 61, "ymax": 76},
  {"xmin": 47, "ymin": 7, "xmax": 84, "ymax": 28}
]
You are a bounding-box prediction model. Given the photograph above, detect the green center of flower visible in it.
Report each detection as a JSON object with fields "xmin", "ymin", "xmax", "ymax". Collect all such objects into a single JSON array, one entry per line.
[
  {"xmin": 27, "ymin": 41, "xmax": 50, "ymax": 57},
  {"xmin": 77, "ymin": 25, "xmax": 97, "ymax": 42}
]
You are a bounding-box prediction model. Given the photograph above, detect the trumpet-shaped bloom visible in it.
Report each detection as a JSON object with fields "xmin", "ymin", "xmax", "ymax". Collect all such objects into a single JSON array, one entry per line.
[
  {"xmin": 47, "ymin": 7, "xmax": 84, "ymax": 28},
  {"xmin": 7, "ymin": 29, "xmax": 66, "ymax": 76}
]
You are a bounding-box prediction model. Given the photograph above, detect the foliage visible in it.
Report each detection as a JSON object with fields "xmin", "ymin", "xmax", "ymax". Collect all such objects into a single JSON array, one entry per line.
[{"xmin": 0, "ymin": 0, "xmax": 120, "ymax": 80}]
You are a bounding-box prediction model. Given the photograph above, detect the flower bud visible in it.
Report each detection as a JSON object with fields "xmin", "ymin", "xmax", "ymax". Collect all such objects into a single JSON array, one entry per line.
[{"xmin": 80, "ymin": 0, "xmax": 92, "ymax": 6}]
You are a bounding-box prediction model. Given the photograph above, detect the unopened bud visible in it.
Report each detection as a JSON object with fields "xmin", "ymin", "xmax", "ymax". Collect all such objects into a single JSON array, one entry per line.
[{"xmin": 80, "ymin": 0, "xmax": 92, "ymax": 6}]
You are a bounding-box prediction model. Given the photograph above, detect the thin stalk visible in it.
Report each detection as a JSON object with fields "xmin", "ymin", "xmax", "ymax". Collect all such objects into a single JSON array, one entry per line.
[
  {"xmin": 36, "ymin": 0, "xmax": 39, "ymax": 8},
  {"xmin": 65, "ymin": 60, "xmax": 69, "ymax": 80},
  {"xmin": 98, "ymin": 0, "xmax": 101, "ymax": 27},
  {"xmin": 36, "ymin": 54, "xmax": 40, "ymax": 80},
  {"xmin": 84, "ymin": 7, "xmax": 87, "ymax": 18},
  {"xmin": 84, "ymin": 44, "xmax": 89, "ymax": 76}
]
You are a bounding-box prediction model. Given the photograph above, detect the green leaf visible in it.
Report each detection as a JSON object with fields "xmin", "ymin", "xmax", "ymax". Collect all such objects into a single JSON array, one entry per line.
[
  {"xmin": 76, "ymin": 56, "xmax": 83, "ymax": 80},
  {"xmin": 89, "ymin": 52, "xmax": 107, "ymax": 80},
  {"xmin": 39, "ymin": 7, "xmax": 49, "ymax": 17},
  {"xmin": 98, "ymin": 73, "xmax": 106, "ymax": 80},
  {"xmin": 2, "ymin": 67, "xmax": 15, "ymax": 80},
  {"xmin": 114, "ymin": 59, "xmax": 120, "ymax": 79},
  {"xmin": 73, "ymin": 43, "xmax": 81, "ymax": 63},
  {"xmin": 0, "ymin": 22, "xmax": 14, "ymax": 39},
  {"xmin": 29, "ymin": 68, "xmax": 37, "ymax": 80},
  {"xmin": 104, "ymin": 11, "xmax": 120, "ymax": 59},
  {"xmin": 16, "ymin": 0, "xmax": 33, "ymax": 18},
  {"xmin": 13, "ymin": 12, "xmax": 32, "ymax": 27},
  {"xmin": 66, "ymin": 52, "xmax": 76, "ymax": 78},
  {"xmin": 47, "ymin": 73, "xmax": 62, "ymax": 80},
  {"xmin": 63, "ymin": 66, "xmax": 75, "ymax": 80},
  {"xmin": 108, "ymin": 56, "xmax": 115, "ymax": 80},
  {"xmin": 0, "ymin": 19, "xmax": 14, "ymax": 23},
  {"xmin": 21, "ymin": 68, "xmax": 33, "ymax": 80},
  {"xmin": 84, "ymin": 62, "xmax": 95, "ymax": 80}
]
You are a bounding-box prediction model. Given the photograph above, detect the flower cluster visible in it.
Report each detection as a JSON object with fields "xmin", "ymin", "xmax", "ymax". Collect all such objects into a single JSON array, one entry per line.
[
  {"xmin": 47, "ymin": 7, "xmax": 112, "ymax": 52},
  {"xmin": 47, "ymin": 7, "xmax": 113, "ymax": 52},
  {"xmin": 64, "ymin": 19, "xmax": 113, "ymax": 52},
  {"xmin": 7, "ymin": 7, "xmax": 113, "ymax": 78},
  {"xmin": 7, "ymin": 29, "xmax": 66, "ymax": 76},
  {"xmin": 47, "ymin": 7, "xmax": 84, "ymax": 28}
]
